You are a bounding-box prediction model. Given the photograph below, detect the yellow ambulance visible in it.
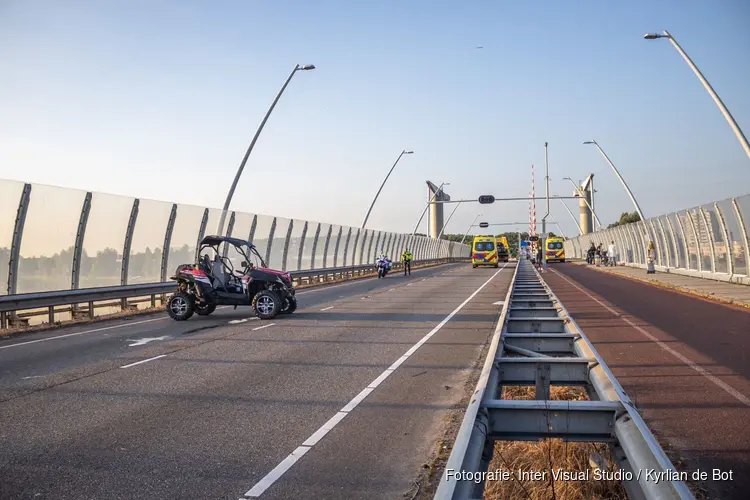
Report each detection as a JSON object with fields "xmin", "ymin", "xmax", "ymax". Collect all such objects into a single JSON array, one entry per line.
[{"xmin": 472, "ymin": 235, "xmax": 499, "ymax": 268}]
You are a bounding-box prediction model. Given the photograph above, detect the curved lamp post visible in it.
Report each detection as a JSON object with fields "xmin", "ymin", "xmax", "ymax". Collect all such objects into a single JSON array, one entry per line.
[
  {"xmin": 460, "ymin": 214, "xmax": 482, "ymax": 246},
  {"xmin": 217, "ymin": 63, "xmax": 316, "ymax": 234},
  {"xmin": 582, "ymin": 141, "xmax": 646, "ymax": 222},
  {"xmin": 558, "ymin": 198, "xmax": 583, "ymax": 235},
  {"xmin": 361, "ymin": 150, "xmax": 413, "ymax": 229},
  {"xmin": 645, "ymin": 31, "xmax": 750, "ymax": 160},
  {"xmin": 436, "ymin": 201, "xmax": 462, "ymax": 239}
]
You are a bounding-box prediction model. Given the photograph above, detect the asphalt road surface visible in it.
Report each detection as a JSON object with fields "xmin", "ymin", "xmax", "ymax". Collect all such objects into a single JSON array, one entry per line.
[
  {"xmin": 544, "ymin": 263, "xmax": 750, "ymax": 500},
  {"xmin": 0, "ymin": 262, "xmax": 515, "ymax": 500}
]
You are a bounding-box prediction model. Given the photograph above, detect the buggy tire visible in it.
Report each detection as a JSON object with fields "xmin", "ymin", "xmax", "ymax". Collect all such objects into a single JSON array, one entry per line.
[
  {"xmin": 167, "ymin": 291, "xmax": 194, "ymax": 321},
  {"xmin": 252, "ymin": 289, "xmax": 282, "ymax": 320},
  {"xmin": 281, "ymin": 296, "xmax": 298, "ymax": 314},
  {"xmin": 196, "ymin": 303, "xmax": 217, "ymax": 316}
]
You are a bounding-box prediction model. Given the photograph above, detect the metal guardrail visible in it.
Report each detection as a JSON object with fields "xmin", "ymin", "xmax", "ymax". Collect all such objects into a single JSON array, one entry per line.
[
  {"xmin": 434, "ymin": 259, "xmax": 694, "ymax": 500},
  {"xmin": 0, "ymin": 258, "xmax": 464, "ymax": 328}
]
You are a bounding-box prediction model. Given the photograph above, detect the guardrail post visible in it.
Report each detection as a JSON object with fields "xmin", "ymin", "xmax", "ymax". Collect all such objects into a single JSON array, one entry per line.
[
  {"xmin": 321, "ymin": 225, "xmax": 333, "ymax": 269},
  {"xmin": 281, "ymin": 219, "xmax": 294, "ymax": 272},
  {"xmin": 714, "ymin": 201, "xmax": 734, "ymax": 277},
  {"xmin": 70, "ymin": 192, "xmax": 92, "ymax": 320},
  {"xmin": 5, "ymin": 183, "xmax": 31, "ymax": 327},
  {"xmin": 222, "ymin": 211, "xmax": 236, "ymax": 258},
  {"xmin": 731, "ymin": 198, "xmax": 750, "ymax": 278},
  {"xmin": 309, "ymin": 223, "xmax": 321, "ymax": 270},
  {"xmin": 334, "ymin": 227, "xmax": 345, "ymax": 268},
  {"xmin": 295, "ymin": 221, "xmax": 307, "ymax": 271},
  {"xmin": 699, "ymin": 207, "xmax": 716, "ymax": 273},
  {"xmin": 120, "ymin": 198, "xmax": 139, "ymax": 310},
  {"xmin": 265, "ymin": 217, "xmax": 277, "ymax": 267},
  {"xmin": 248, "ymin": 215, "xmax": 258, "ymax": 244},
  {"xmin": 159, "ymin": 203, "xmax": 178, "ymax": 303},
  {"xmin": 195, "ymin": 208, "xmax": 209, "ymax": 263}
]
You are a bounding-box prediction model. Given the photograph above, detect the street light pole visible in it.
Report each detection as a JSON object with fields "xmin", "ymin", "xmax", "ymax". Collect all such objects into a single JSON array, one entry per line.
[
  {"xmin": 437, "ymin": 201, "xmax": 462, "ymax": 240},
  {"xmin": 361, "ymin": 150, "xmax": 413, "ymax": 229},
  {"xmin": 645, "ymin": 30, "xmax": 750, "ymax": 160},
  {"xmin": 558, "ymin": 198, "xmax": 583, "ymax": 235},
  {"xmin": 217, "ymin": 63, "xmax": 316, "ymax": 234},
  {"xmin": 460, "ymin": 214, "xmax": 482, "ymax": 246},
  {"xmin": 412, "ymin": 182, "xmax": 449, "ymax": 235},
  {"xmin": 582, "ymin": 140, "xmax": 646, "ymax": 222},
  {"xmin": 562, "ymin": 177, "xmax": 603, "ymax": 230},
  {"xmin": 541, "ymin": 142, "xmax": 550, "ymax": 271}
]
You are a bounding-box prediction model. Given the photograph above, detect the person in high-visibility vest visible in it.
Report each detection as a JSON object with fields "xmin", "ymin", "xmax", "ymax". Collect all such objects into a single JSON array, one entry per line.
[{"xmin": 401, "ymin": 248, "xmax": 413, "ymax": 276}]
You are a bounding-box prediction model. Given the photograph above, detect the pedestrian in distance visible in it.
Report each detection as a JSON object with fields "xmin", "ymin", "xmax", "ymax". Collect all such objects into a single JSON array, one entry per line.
[
  {"xmin": 646, "ymin": 241, "xmax": 657, "ymax": 274},
  {"xmin": 401, "ymin": 248, "xmax": 413, "ymax": 276},
  {"xmin": 536, "ymin": 244, "xmax": 544, "ymax": 272},
  {"xmin": 607, "ymin": 240, "xmax": 616, "ymax": 267}
]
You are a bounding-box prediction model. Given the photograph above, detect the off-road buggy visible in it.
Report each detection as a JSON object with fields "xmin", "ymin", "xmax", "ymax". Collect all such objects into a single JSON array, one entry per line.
[{"xmin": 166, "ymin": 235, "xmax": 296, "ymax": 321}]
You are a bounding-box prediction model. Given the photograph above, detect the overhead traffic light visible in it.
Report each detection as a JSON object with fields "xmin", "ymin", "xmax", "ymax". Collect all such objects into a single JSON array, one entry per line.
[{"xmin": 478, "ymin": 195, "xmax": 495, "ymax": 204}]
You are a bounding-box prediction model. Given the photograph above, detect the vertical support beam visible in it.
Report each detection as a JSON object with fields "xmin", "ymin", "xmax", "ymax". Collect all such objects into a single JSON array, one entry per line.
[
  {"xmin": 120, "ymin": 198, "xmax": 139, "ymax": 310},
  {"xmin": 699, "ymin": 207, "xmax": 716, "ymax": 273},
  {"xmin": 295, "ymin": 221, "xmax": 308, "ymax": 271},
  {"xmin": 359, "ymin": 230, "xmax": 368, "ymax": 265},
  {"xmin": 656, "ymin": 218, "xmax": 671, "ymax": 268},
  {"xmin": 195, "ymin": 208, "xmax": 209, "ymax": 263},
  {"xmin": 160, "ymin": 204, "xmax": 178, "ymax": 282},
  {"xmin": 732, "ymin": 198, "xmax": 750, "ymax": 277},
  {"xmin": 686, "ymin": 211, "xmax": 702, "ymax": 272},
  {"xmin": 373, "ymin": 232, "xmax": 382, "ymax": 258},
  {"xmin": 7, "ymin": 183, "xmax": 31, "ymax": 315},
  {"xmin": 222, "ymin": 211, "xmax": 236, "ymax": 258},
  {"xmin": 71, "ymin": 192, "xmax": 93, "ymax": 290},
  {"xmin": 671, "ymin": 214, "xmax": 688, "ymax": 269},
  {"xmin": 265, "ymin": 217, "xmax": 277, "ymax": 267},
  {"xmin": 321, "ymin": 225, "xmax": 333, "ymax": 269},
  {"xmin": 664, "ymin": 216, "xmax": 680, "ymax": 269},
  {"xmin": 121, "ymin": 199, "xmax": 140, "ymax": 287},
  {"xmin": 367, "ymin": 231, "xmax": 377, "ymax": 262},
  {"xmin": 333, "ymin": 226, "xmax": 343, "ymax": 268},
  {"xmin": 714, "ymin": 201, "xmax": 733, "ymax": 276},
  {"xmin": 281, "ymin": 219, "xmax": 294, "ymax": 272},
  {"xmin": 348, "ymin": 229, "xmax": 359, "ymax": 267},
  {"xmin": 248, "ymin": 215, "xmax": 258, "ymax": 244},
  {"xmin": 309, "ymin": 223, "xmax": 321, "ymax": 270},
  {"xmin": 342, "ymin": 228, "xmax": 353, "ymax": 267}
]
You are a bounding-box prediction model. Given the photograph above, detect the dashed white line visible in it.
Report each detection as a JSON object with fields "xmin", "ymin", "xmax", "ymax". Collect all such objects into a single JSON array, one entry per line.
[
  {"xmin": 120, "ymin": 354, "xmax": 166, "ymax": 369},
  {"xmin": 229, "ymin": 317, "xmax": 259, "ymax": 324},
  {"xmin": 242, "ymin": 264, "xmax": 506, "ymax": 498},
  {"xmin": 388, "ymin": 288, "xmax": 395, "ymax": 292},
  {"xmin": 550, "ymin": 268, "xmax": 750, "ymax": 408},
  {"xmin": 252, "ymin": 322, "xmax": 276, "ymax": 331},
  {"xmin": 320, "ymin": 306, "xmax": 334, "ymax": 311}
]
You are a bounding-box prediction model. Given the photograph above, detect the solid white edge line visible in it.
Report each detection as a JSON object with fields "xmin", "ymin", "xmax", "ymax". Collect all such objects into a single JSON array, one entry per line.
[
  {"xmin": 0, "ymin": 317, "xmax": 167, "ymax": 350},
  {"xmin": 242, "ymin": 263, "xmax": 505, "ymax": 498},
  {"xmin": 252, "ymin": 323, "xmax": 276, "ymax": 331},
  {"xmin": 550, "ymin": 268, "xmax": 750, "ymax": 408},
  {"xmin": 120, "ymin": 354, "xmax": 166, "ymax": 369}
]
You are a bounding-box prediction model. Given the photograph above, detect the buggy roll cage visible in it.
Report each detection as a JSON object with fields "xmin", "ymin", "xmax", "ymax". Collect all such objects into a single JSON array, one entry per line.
[{"xmin": 198, "ymin": 235, "xmax": 267, "ymax": 272}]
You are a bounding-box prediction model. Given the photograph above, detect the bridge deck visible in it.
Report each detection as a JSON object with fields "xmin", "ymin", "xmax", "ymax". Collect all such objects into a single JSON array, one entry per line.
[
  {"xmin": 545, "ymin": 263, "xmax": 750, "ymax": 499},
  {"xmin": 0, "ymin": 262, "xmax": 513, "ymax": 500}
]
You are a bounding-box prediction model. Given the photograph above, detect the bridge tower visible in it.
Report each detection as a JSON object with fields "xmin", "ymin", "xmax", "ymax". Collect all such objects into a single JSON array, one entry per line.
[
  {"xmin": 579, "ymin": 174, "xmax": 595, "ymax": 234},
  {"xmin": 426, "ymin": 181, "xmax": 450, "ymax": 239}
]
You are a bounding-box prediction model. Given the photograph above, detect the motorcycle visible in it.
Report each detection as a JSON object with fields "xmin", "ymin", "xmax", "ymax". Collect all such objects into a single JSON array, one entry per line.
[{"xmin": 376, "ymin": 256, "xmax": 393, "ymax": 278}]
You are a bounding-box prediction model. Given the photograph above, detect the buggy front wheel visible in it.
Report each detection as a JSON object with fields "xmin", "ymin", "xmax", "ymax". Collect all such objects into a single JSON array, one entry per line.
[
  {"xmin": 167, "ymin": 291, "xmax": 195, "ymax": 321},
  {"xmin": 252, "ymin": 290, "xmax": 282, "ymax": 320}
]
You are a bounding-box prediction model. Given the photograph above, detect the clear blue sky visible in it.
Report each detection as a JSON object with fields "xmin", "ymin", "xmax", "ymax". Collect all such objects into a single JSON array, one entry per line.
[{"xmin": 1, "ymin": 0, "xmax": 749, "ymax": 242}]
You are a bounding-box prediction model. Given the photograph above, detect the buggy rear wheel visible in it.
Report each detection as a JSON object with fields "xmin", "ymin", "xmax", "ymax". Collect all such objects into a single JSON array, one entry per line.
[
  {"xmin": 196, "ymin": 303, "xmax": 217, "ymax": 316},
  {"xmin": 252, "ymin": 289, "xmax": 282, "ymax": 319},
  {"xmin": 167, "ymin": 291, "xmax": 194, "ymax": 321},
  {"xmin": 281, "ymin": 296, "xmax": 297, "ymax": 314}
]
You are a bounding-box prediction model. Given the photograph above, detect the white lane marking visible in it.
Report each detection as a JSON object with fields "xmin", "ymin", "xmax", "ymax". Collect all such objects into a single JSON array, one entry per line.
[
  {"xmin": 229, "ymin": 317, "xmax": 259, "ymax": 324},
  {"xmin": 493, "ymin": 300, "xmax": 505, "ymax": 306},
  {"xmin": 389, "ymin": 288, "xmax": 395, "ymax": 292},
  {"xmin": 252, "ymin": 323, "xmax": 276, "ymax": 331},
  {"xmin": 242, "ymin": 264, "xmax": 506, "ymax": 497},
  {"xmin": 320, "ymin": 306, "xmax": 333, "ymax": 311},
  {"xmin": 0, "ymin": 265, "xmax": 463, "ymax": 351},
  {"xmin": 120, "ymin": 354, "xmax": 166, "ymax": 369},
  {"xmin": 22, "ymin": 375, "xmax": 44, "ymax": 380},
  {"xmin": 126, "ymin": 336, "xmax": 170, "ymax": 347},
  {"xmin": 0, "ymin": 317, "xmax": 166, "ymax": 351},
  {"xmin": 550, "ymin": 268, "xmax": 750, "ymax": 408}
]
